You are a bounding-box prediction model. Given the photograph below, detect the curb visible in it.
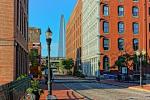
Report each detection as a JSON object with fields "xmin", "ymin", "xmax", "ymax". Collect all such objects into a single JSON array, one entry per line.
[
  {"xmin": 99, "ymin": 81, "xmax": 127, "ymax": 88},
  {"xmin": 128, "ymin": 87, "xmax": 150, "ymax": 92}
]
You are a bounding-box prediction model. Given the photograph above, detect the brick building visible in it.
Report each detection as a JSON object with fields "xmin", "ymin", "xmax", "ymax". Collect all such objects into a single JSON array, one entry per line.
[
  {"xmin": 0, "ymin": 0, "xmax": 29, "ymax": 84},
  {"xmin": 67, "ymin": 0, "xmax": 150, "ymax": 77},
  {"xmin": 28, "ymin": 27, "xmax": 41, "ymax": 76},
  {"xmin": 66, "ymin": 0, "xmax": 82, "ymax": 73},
  {"xmin": 28, "ymin": 27, "xmax": 41, "ymax": 56},
  {"xmin": 99, "ymin": 0, "xmax": 150, "ymax": 75}
]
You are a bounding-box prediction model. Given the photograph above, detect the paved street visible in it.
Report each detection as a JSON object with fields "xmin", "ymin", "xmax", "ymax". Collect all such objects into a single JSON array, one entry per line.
[
  {"xmin": 54, "ymin": 75, "xmax": 150, "ymax": 100},
  {"xmin": 64, "ymin": 82, "xmax": 150, "ymax": 100}
]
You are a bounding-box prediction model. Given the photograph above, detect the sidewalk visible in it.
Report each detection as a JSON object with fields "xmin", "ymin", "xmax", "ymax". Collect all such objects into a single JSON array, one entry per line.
[
  {"xmin": 40, "ymin": 83, "xmax": 85, "ymax": 100},
  {"xmin": 128, "ymin": 84, "xmax": 150, "ymax": 92},
  {"xmin": 99, "ymin": 79, "xmax": 150, "ymax": 92}
]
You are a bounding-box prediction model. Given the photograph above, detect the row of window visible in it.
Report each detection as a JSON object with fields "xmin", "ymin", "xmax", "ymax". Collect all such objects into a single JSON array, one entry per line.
[
  {"xmin": 103, "ymin": 21, "xmax": 139, "ymax": 34},
  {"xmin": 103, "ymin": 38, "xmax": 139, "ymax": 51},
  {"xmin": 103, "ymin": 5, "xmax": 139, "ymax": 17}
]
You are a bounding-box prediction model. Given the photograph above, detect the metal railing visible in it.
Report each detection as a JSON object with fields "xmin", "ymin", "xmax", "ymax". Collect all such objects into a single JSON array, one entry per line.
[{"xmin": 0, "ymin": 77, "xmax": 31, "ymax": 100}]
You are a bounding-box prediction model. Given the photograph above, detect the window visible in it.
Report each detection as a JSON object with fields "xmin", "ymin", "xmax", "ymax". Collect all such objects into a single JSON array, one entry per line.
[
  {"xmin": 133, "ymin": 22, "xmax": 139, "ymax": 34},
  {"xmin": 133, "ymin": 0, "xmax": 139, "ymax": 2},
  {"xmin": 118, "ymin": 6, "xmax": 124, "ymax": 16},
  {"xmin": 118, "ymin": 38, "xmax": 124, "ymax": 50},
  {"xmin": 103, "ymin": 5, "xmax": 109, "ymax": 16},
  {"xmin": 132, "ymin": 6, "xmax": 139, "ymax": 16},
  {"xmin": 103, "ymin": 38, "xmax": 109, "ymax": 50},
  {"xmin": 149, "ymin": 23, "xmax": 150, "ymax": 32},
  {"xmin": 103, "ymin": 56, "xmax": 110, "ymax": 72},
  {"xmin": 149, "ymin": 39, "xmax": 150, "ymax": 49},
  {"xmin": 17, "ymin": 0, "xmax": 19, "ymax": 26},
  {"xmin": 133, "ymin": 38, "xmax": 139, "ymax": 51},
  {"xmin": 103, "ymin": 21, "xmax": 109, "ymax": 33},
  {"xmin": 118, "ymin": 22, "xmax": 124, "ymax": 33},
  {"xmin": 149, "ymin": 7, "xmax": 150, "ymax": 16}
]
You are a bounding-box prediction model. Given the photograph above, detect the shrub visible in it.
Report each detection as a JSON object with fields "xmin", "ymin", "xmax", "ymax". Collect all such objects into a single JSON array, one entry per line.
[
  {"xmin": 17, "ymin": 74, "xmax": 27, "ymax": 80},
  {"xmin": 74, "ymin": 70, "xmax": 85, "ymax": 78}
]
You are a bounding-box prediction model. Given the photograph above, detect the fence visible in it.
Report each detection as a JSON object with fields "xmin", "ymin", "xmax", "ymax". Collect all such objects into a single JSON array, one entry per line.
[{"xmin": 0, "ymin": 77, "xmax": 31, "ymax": 100}]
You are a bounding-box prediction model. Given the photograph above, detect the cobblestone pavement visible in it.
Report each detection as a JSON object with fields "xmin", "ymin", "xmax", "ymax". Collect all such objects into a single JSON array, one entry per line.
[{"xmin": 64, "ymin": 82, "xmax": 150, "ymax": 100}]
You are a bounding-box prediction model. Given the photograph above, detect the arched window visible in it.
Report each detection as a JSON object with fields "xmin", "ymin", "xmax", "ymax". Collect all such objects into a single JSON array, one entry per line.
[
  {"xmin": 133, "ymin": 38, "xmax": 139, "ymax": 51},
  {"xmin": 118, "ymin": 6, "xmax": 124, "ymax": 16},
  {"xmin": 103, "ymin": 21, "xmax": 109, "ymax": 33},
  {"xmin": 133, "ymin": 22, "xmax": 139, "ymax": 34},
  {"xmin": 132, "ymin": 6, "xmax": 139, "ymax": 16},
  {"xmin": 118, "ymin": 22, "xmax": 124, "ymax": 33},
  {"xmin": 103, "ymin": 5, "xmax": 109, "ymax": 16},
  {"xmin": 103, "ymin": 38, "xmax": 109, "ymax": 50},
  {"xmin": 103, "ymin": 56, "xmax": 110, "ymax": 71},
  {"xmin": 118, "ymin": 38, "xmax": 124, "ymax": 50}
]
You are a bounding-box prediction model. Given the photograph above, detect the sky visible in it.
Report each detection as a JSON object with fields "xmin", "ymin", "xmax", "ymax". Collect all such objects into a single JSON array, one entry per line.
[{"xmin": 29, "ymin": 0, "xmax": 77, "ymax": 57}]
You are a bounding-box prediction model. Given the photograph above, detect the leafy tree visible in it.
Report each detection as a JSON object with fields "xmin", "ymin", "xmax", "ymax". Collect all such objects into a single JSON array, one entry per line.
[
  {"xmin": 62, "ymin": 58, "xmax": 74, "ymax": 74},
  {"xmin": 115, "ymin": 53, "xmax": 135, "ymax": 72},
  {"xmin": 115, "ymin": 53, "xmax": 148, "ymax": 73},
  {"xmin": 29, "ymin": 49, "xmax": 39, "ymax": 67}
]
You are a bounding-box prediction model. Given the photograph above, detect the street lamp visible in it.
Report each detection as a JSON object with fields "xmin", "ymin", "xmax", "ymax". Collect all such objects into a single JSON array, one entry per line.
[
  {"xmin": 135, "ymin": 50, "xmax": 146, "ymax": 87},
  {"xmin": 46, "ymin": 27, "xmax": 56, "ymax": 100}
]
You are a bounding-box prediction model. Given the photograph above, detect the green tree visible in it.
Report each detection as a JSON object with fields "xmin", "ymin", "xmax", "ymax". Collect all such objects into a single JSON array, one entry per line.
[
  {"xmin": 29, "ymin": 49, "xmax": 39, "ymax": 67},
  {"xmin": 115, "ymin": 53, "xmax": 135, "ymax": 72},
  {"xmin": 62, "ymin": 58, "xmax": 74, "ymax": 74}
]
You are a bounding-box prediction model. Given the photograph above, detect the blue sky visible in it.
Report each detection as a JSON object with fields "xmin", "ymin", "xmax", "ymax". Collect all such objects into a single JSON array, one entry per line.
[{"xmin": 29, "ymin": 0, "xmax": 77, "ymax": 57}]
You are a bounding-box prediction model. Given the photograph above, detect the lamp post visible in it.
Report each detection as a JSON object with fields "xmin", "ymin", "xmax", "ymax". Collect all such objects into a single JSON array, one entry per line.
[
  {"xmin": 46, "ymin": 27, "xmax": 56, "ymax": 100},
  {"xmin": 135, "ymin": 50, "xmax": 146, "ymax": 87}
]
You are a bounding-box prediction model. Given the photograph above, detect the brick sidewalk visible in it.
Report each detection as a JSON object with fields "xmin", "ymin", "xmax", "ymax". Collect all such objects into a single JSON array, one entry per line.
[{"xmin": 40, "ymin": 83, "xmax": 85, "ymax": 100}]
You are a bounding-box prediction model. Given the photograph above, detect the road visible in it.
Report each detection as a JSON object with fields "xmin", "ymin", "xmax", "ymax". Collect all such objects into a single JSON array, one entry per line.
[
  {"xmin": 54, "ymin": 75, "xmax": 150, "ymax": 100},
  {"xmin": 64, "ymin": 82, "xmax": 150, "ymax": 100}
]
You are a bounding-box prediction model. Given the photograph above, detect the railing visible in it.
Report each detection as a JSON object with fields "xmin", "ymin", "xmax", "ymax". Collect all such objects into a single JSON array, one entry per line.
[{"xmin": 0, "ymin": 77, "xmax": 31, "ymax": 100}]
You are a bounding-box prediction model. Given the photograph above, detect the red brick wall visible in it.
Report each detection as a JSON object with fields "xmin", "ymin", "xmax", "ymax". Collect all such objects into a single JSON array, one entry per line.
[
  {"xmin": 99, "ymin": 0, "xmax": 149, "ymax": 72},
  {"xmin": 0, "ymin": 43, "xmax": 15, "ymax": 84},
  {"xmin": 0, "ymin": 0, "xmax": 14, "ymax": 39},
  {"xmin": 0, "ymin": 0, "xmax": 28, "ymax": 84},
  {"xmin": 0, "ymin": 0, "xmax": 15, "ymax": 84},
  {"xmin": 66, "ymin": 0, "xmax": 82, "ymax": 61}
]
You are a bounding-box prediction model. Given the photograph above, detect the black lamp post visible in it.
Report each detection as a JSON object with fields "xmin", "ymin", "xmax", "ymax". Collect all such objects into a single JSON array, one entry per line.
[
  {"xmin": 46, "ymin": 27, "xmax": 56, "ymax": 100},
  {"xmin": 135, "ymin": 50, "xmax": 146, "ymax": 87}
]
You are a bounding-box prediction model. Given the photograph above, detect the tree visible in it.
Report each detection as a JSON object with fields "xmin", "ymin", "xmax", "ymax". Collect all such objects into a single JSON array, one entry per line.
[
  {"xmin": 115, "ymin": 53, "xmax": 136, "ymax": 73},
  {"xmin": 29, "ymin": 49, "xmax": 39, "ymax": 67},
  {"xmin": 62, "ymin": 58, "xmax": 74, "ymax": 74}
]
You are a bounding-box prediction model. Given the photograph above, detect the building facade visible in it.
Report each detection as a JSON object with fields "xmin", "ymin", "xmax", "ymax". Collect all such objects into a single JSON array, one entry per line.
[
  {"xmin": 66, "ymin": 0, "xmax": 150, "ymax": 77},
  {"xmin": 28, "ymin": 27, "xmax": 41, "ymax": 76},
  {"xmin": 28, "ymin": 27, "xmax": 41, "ymax": 56},
  {"xmin": 82, "ymin": 0, "xmax": 100, "ymax": 76},
  {"xmin": 0, "ymin": 0, "xmax": 29, "ymax": 84},
  {"xmin": 99, "ymin": 0, "xmax": 150, "ymax": 75},
  {"xmin": 66, "ymin": 0, "xmax": 82, "ymax": 73}
]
